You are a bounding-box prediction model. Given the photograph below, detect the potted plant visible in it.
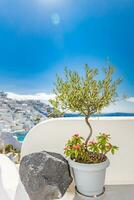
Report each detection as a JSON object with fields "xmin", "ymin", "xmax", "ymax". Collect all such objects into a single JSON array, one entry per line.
[{"xmin": 50, "ymin": 65, "xmax": 121, "ymax": 197}]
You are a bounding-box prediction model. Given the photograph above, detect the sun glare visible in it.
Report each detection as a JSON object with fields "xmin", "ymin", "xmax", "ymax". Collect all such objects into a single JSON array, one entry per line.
[{"xmin": 51, "ymin": 13, "xmax": 60, "ymax": 25}]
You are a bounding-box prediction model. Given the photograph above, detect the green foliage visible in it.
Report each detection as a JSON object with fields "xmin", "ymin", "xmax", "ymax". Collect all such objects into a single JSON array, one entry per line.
[
  {"xmin": 51, "ymin": 65, "xmax": 121, "ymax": 161},
  {"xmin": 5, "ymin": 144, "xmax": 20, "ymax": 154},
  {"xmin": 48, "ymin": 100, "xmax": 64, "ymax": 118},
  {"xmin": 64, "ymin": 134, "xmax": 90, "ymax": 163},
  {"xmin": 64, "ymin": 133, "xmax": 119, "ymax": 164},
  {"xmin": 50, "ymin": 65, "xmax": 122, "ymax": 116},
  {"xmin": 88, "ymin": 133, "xmax": 119, "ymax": 155},
  {"xmin": 0, "ymin": 144, "xmax": 21, "ymax": 163},
  {"xmin": 34, "ymin": 116, "xmax": 41, "ymax": 124},
  {"xmin": 5, "ymin": 144, "xmax": 14, "ymax": 153}
]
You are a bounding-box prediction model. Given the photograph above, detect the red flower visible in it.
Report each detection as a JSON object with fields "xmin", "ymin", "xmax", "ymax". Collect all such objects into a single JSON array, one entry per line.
[{"xmin": 73, "ymin": 144, "xmax": 81, "ymax": 150}]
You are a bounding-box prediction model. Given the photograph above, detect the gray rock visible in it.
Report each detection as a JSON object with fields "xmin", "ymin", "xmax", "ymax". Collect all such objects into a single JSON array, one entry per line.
[{"xmin": 19, "ymin": 151, "xmax": 73, "ymax": 200}]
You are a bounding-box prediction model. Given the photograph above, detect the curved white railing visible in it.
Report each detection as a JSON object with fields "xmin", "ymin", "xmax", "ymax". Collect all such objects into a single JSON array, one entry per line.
[{"xmin": 21, "ymin": 117, "xmax": 134, "ymax": 184}]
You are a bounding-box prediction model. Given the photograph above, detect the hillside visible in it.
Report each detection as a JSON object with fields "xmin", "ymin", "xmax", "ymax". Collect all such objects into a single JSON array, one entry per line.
[{"xmin": 0, "ymin": 92, "xmax": 50, "ymax": 133}]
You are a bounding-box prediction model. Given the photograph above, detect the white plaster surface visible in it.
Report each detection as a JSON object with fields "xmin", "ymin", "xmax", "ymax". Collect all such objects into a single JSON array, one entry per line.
[
  {"xmin": 0, "ymin": 154, "xmax": 29, "ymax": 200},
  {"xmin": 1, "ymin": 115, "xmax": 134, "ymax": 200},
  {"xmin": 21, "ymin": 117, "xmax": 134, "ymax": 184}
]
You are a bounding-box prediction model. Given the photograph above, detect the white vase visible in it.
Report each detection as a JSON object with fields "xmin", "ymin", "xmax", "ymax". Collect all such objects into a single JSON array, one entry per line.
[{"xmin": 68, "ymin": 158, "xmax": 110, "ymax": 197}]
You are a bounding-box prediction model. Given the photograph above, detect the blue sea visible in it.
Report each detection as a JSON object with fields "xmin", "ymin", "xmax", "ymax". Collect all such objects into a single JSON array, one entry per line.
[
  {"xmin": 15, "ymin": 113, "xmax": 134, "ymax": 142},
  {"xmin": 14, "ymin": 131, "xmax": 28, "ymax": 142},
  {"xmin": 64, "ymin": 112, "xmax": 134, "ymax": 117}
]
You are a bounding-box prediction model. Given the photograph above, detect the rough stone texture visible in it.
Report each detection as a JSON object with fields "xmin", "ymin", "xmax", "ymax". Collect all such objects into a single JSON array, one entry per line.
[{"xmin": 19, "ymin": 151, "xmax": 73, "ymax": 200}]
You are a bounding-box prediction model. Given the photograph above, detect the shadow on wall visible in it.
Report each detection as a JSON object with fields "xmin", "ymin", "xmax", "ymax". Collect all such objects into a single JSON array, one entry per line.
[
  {"xmin": 14, "ymin": 180, "xmax": 30, "ymax": 200},
  {"xmin": 0, "ymin": 168, "xmax": 11, "ymax": 200}
]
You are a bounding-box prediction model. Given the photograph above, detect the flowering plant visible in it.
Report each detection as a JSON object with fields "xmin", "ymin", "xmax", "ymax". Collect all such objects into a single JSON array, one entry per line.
[
  {"xmin": 64, "ymin": 133, "xmax": 118, "ymax": 164},
  {"xmin": 50, "ymin": 65, "xmax": 121, "ymax": 164}
]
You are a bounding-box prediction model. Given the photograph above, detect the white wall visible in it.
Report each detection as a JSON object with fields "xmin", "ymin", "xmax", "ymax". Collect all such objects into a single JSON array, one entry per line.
[{"xmin": 21, "ymin": 117, "xmax": 134, "ymax": 185}]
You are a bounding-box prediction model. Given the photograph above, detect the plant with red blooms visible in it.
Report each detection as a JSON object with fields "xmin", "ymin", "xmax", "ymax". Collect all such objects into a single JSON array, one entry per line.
[
  {"xmin": 88, "ymin": 133, "xmax": 119, "ymax": 155},
  {"xmin": 50, "ymin": 65, "xmax": 121, "ymax": 151},
  {"xmin": 64, "ymin": 134, "xmax": 89, "ymax": 163},
  {"xmin": 50, "ymin": 65, "xmax": 121, "ymax": 163},
  {"xmin": 64, "ymin": 133, "xmax": 118, "ymax": 164}
]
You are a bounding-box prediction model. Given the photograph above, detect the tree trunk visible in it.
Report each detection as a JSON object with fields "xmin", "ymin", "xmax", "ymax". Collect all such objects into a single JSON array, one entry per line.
[{"xmin": 85, "ymin": 116, "xmax": 93, "ymax": 147}]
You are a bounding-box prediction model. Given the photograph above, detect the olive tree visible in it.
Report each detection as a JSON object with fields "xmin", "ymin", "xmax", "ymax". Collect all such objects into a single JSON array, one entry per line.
[
  {"xmin": 47, "ymin": 105, "xmax": 64, "ymax": 118},
  {"xmin": 50, "ymin": 65, "xmax": 121, "ymax": 148}
]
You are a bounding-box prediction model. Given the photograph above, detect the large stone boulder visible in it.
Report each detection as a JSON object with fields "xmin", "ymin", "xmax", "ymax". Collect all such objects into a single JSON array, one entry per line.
[{"xmin": 19, "ymin": 151, "xmax": 73, "ymax": 200}]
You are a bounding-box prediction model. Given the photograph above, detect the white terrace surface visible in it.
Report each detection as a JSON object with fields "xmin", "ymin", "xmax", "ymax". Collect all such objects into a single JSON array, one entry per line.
[{"xmin": 0, "ymin": 117, "xmax": 134, "ymax": 200}]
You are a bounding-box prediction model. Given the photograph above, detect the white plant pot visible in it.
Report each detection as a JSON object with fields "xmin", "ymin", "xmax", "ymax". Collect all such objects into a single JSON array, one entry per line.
[{"xmin": 68, "ymin": 158, "xmax": 110, "ymax": 197}]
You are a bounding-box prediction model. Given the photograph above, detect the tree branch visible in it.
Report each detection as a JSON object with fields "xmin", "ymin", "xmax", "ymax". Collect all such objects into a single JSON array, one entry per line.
[{"xmin": 85, "ymin": 115, "xmax": 93, "ymax": 147}]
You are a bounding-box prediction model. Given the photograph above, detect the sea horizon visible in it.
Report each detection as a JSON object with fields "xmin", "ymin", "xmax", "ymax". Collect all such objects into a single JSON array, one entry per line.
[{"xmin": 64, "ymin": 112, "xmax": 134, "ymax": 117}]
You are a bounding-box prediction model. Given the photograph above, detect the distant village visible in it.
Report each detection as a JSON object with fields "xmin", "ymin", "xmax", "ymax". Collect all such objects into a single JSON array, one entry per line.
[{"xmin": 0, "ymin": 92, "xmax": 51, "ymax": 134}]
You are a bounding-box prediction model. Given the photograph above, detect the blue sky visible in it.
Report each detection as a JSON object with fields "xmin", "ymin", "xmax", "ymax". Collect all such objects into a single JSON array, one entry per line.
[{"xmin": 0, "ymin": 0, "xmax": 134, "ymax": 100}]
